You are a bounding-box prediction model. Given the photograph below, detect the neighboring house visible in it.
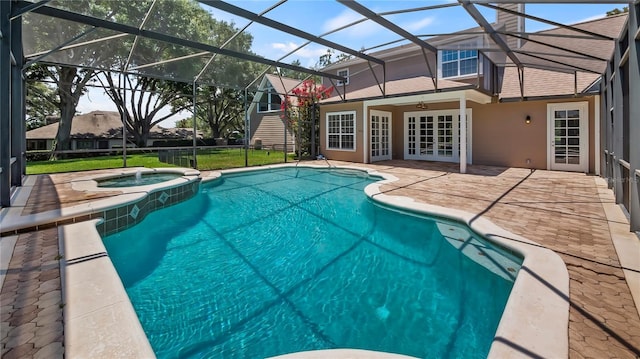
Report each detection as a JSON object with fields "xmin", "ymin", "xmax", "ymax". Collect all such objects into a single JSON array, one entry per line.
[
  {"xmin": 26, "ymin": 111, "xmax": 200, "ymax": 151},
  {"xmin": 248, "ymin": 74, "xmax": 298, "ymax": 151},
  {"xmin": 319, "ymin": 5, "xmax": 627, "ymax": 174}
]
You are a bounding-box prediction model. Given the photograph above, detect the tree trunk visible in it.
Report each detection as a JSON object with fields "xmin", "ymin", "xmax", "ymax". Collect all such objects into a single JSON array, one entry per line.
[{"xmin": 51, "ymin": 67, "xmax": 82, "ymax": 159}]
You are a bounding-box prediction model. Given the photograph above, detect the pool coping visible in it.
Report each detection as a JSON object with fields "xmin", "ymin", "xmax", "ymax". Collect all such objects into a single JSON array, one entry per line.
[
  {"xmin": 0, "ymin": 167, "xmax": 200, "ymax": 236},
  {"xmin": 59, "ymin": 163, "xmax": 569, "ymax": 359}
]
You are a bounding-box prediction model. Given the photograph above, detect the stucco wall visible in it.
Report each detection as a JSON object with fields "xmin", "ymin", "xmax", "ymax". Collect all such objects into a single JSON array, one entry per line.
[
  {"xmin": 323, "ymin": 96, "xmax": 597, "ymax": 172},
  {"xmin": 473, "ymin": 97, "xmax": 595, "ymax": 171},
  {"xmin": 319, "ymin": 102, "xmax": 364, "ymax": 162}
]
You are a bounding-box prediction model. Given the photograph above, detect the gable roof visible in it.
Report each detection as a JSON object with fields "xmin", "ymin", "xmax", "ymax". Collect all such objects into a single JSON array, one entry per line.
[
  {"xmin": 248, "ymin": 74, "xmax": 306, "ymax": 114},
  {"xmin": 264, "ymin": 74, "xmax": 304, "ymax": 96},
  {"xmin": 321, "ymin": 13, "xmax": 627, "ymax": 103},
  {"xmin": 26, "ymin": 111, "xmax": 198, "ymax": 140}
]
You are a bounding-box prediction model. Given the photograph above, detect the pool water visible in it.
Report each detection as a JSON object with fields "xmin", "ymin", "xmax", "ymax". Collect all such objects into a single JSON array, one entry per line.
[
  {"xmin": 97, "ymin": 173, "xmax": 181, "ymax": 188},
  {"xmin": 103, "ymin": 167, "xmax": 522, "ymax": 359}
]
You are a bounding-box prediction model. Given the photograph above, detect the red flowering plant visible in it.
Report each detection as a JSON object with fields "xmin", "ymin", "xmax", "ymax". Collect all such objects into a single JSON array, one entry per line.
[{"xmin": 280, "ymin": 79, "xmax": 333, "ymax": 158}]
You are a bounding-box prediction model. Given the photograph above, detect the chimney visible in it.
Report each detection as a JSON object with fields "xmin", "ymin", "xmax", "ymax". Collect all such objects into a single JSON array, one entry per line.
[{"xmin": 497, "ymin": 4, "xmax": 525, "ymax": 49}]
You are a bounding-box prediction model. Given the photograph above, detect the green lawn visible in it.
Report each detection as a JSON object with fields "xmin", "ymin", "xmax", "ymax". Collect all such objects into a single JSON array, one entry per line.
[{"xmin": 26, "ymin": 149, "xmax": 296, "ymax": 175}]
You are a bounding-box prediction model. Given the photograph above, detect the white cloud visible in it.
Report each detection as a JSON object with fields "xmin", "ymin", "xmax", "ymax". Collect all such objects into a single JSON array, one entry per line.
[
  {"xmin": 270, "ymin": 42, "xmax": 330, "ymax": 66},
  {"xmin": 322, "ymin": 10, "xmax": 380, "ymax": 38},
  {"xmin": 402, "ymin": 17, "xmax": 435, "ymax": 32}
]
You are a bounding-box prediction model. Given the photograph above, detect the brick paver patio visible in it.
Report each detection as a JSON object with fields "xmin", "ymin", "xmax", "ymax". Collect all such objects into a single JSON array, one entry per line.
[{"xmin": 1, "ymin": 161, "xmax": 639, "ymax": 358}]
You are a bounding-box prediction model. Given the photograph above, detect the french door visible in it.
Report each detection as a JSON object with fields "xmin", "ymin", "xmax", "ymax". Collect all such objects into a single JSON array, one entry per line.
[
  {"xmin": 404, "ymin": 110, "xmax": 471, "ymax": 163},
  {"xmin": 548, "ymin": 102, "xmax": 589, "ymax": 172},
  {"xmin": 370, "ymin": 110, "xmax": 392, "ymax": 162}
]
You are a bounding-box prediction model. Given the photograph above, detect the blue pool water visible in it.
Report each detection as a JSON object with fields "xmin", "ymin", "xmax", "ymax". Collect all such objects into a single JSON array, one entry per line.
[
  {"xmin": 97, "ymin": 173, "xmax": 181, "ymax": 188},
  {"xmin": 103, "ymin": 167, "xmax": 522, "ymax": 359}
]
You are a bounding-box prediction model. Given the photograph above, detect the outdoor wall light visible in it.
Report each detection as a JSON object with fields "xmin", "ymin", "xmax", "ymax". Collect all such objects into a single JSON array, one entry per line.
[
  {"xmin": 525, "ymin": 115, "xmax": 531, "ymax": 124},
  {"xmin": 416, "ymin": 101, "xmax": 429, "ymax": 109}
]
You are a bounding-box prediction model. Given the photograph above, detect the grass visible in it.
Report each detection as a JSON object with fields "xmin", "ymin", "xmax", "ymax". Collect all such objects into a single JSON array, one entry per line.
[{"xmin": 26, "ymin": 149, "xmax": 296, "ymax": 175}]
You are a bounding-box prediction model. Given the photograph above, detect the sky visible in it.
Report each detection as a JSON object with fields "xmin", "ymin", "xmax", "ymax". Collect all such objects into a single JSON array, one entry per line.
[{"xmin": 76, "ymin": 0, "xmax": 621, "ymax": 127}]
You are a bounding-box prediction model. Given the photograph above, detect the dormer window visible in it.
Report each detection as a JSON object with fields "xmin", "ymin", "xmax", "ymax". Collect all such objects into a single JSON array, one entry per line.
[
  {"xmin": 438, "ymin": 49, "xmax": 478, "ymax": 79},
  {"xmin": 336, "ymin": 68, "xmax": 349, "ymax": 86},
  {"xmin": 257, "ymin": 84, "xmax": 281, "ymax": 112}
]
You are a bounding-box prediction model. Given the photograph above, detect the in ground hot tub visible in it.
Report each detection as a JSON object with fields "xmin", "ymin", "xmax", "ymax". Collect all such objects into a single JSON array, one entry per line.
[{"xmin": 97, "ymin": 171, "xmax": 182, "ymax": 188}]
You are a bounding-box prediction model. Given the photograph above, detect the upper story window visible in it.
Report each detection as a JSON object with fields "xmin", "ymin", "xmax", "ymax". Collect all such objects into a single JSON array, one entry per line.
[
  {"xmin": 336, "ymin": 68, "xmax": 349, "ymax": 86},
  {"xmin": 258, "ymin": 84, "xmax": 282, "ymax": 112},
  {"xmin": 439, "ymin": 49, "xmax": 478, "ymax": 79}
]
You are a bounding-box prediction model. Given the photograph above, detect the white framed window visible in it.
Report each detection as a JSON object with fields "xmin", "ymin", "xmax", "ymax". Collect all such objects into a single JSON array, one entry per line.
[
  {"xmin": 336, "ymin": 68, "xmax": 349, "ymax": 86},
  {"xmin": 257, "ymin": 84, "xmax": 282, "ymax": 113},
  {"xmin": 438, "ymin": 49, "xmax": 479, "ymax": 79},
  {"xmin": 326, "ymin": 111, "xmax": 356, "ymax": 151}
]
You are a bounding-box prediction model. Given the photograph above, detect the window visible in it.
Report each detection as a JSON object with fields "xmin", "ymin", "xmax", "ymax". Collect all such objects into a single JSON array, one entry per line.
[
  {"xmin": 257, "ymin": 84, "xmax": 282, "ymax": 112},
  {"xmin": 336, "ymin": 68, "xmax": 349, "ymax": 86},
  {"xmin": 326, "ymin": 111, "xmax": 356, "ymax": 151},
  {"xmin": 439, "ymin": 49, "xmax": 478, "ymax": 78},
  {"xmin": 27, "ymin": 140, "xmax": 47, "ymax": 151},
  {"xmin": 76, "ymin": 140, "xmax": 94, "ymax": 150}
]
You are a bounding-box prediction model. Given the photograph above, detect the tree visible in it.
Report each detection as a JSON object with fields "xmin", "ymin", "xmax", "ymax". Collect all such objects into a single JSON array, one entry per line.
[
  {"xmin": 175, "ymin": 116, "xmax": 211, "ymax": 138},
  {"xmin": 318, "ymin": 49, "xmax": 352, "ymax": 68},
  {"xmin": 25, "ymin": 80, "xmax": 58, "ymax": 130},
  {"xmin": 98, "ymin": 74, "xmax": 193, "ymax": 147},
  {"xmin": 98, "ymin": 0, "xmax": 262, "ymax": 147},
  {"xmin": 606, "ymin": 7, "xmax": 629, "ymax": 16},
  {"xmin": 277, "ymin": 59, "xmax": 308, "ymax": 80},
  {"xmin": 23, "ymin": 2, "xmax": 114, "ymax": 157},
  {"xmin": 280, "ymin": 79, "xmax": 333, "ymax": 158}
]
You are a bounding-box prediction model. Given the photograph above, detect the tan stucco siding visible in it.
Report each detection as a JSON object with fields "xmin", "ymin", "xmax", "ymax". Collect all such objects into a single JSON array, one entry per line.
[
  {"xmin": 321, "ymin": 96, "xmax": 596, "ymax": 172},
  {"xmin": 473, "ymin": 97, "xmax": 596, "ymax": 171},
  {"xmin": 320, "ymin": 102, "xmax": 364, "ymax": 162}
]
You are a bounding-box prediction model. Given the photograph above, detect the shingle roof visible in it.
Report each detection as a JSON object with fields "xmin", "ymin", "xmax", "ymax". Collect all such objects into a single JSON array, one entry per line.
[
  {"xmin": 26, "ymin": 111, "xmax": 198, "ymax": 140},
  {"xmin": 322, "ymin": 76, "xmax": 474, "ymax": 103},
  {"xmin": 516, "ymin": 13, "xmax": 628, "ymax": 74},
  {"xmin": 264, "ymin": 74, "xmax": 304, "ymax": 96},
  {"xmin": 499, "ymin": 67, "xmax": 600, "ymax": 99}
]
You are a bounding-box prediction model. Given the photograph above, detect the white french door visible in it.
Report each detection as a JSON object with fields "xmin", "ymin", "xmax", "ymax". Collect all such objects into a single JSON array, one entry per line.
[
  {"xmin": 548, "ymin": 102, "xmax": 589, "ymax": 172},
  {"xmin": 404, "ymin": 110, "xmax": 471, "ymax": 163},
  {"xmin": 370, "ymin": 110, "xmax": 392, "ymax": 162}
]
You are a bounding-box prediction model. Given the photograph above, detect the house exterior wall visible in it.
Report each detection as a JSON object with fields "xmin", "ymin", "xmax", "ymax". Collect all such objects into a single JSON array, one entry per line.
[
  {"xmin": 322, "ymin": 96, "xmax": 597, "ymax": 172},
  {"xmin": 326, "ymin": 51, "xmax": 438, "ymax": 93},
  {"xmin": 250, "ymin": 110, "xmax": 295, "ymax": 150},
  {"xmin": 472, "ymin": 97, "xmax": 596, "ymax": 171},
  {"xmin": 319, "ymin": 102, "xmax": 365, "ymax": 162}
]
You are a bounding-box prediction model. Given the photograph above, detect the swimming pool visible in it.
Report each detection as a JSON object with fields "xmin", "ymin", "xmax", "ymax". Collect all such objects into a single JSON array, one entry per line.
[{"xmin": 103, "ymin": 167, "xmax": 522, "ymax": 358}]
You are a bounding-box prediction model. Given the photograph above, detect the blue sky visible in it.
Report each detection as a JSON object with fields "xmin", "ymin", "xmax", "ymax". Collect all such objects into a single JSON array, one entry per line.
[{"xmin": 78, "ymin": 1, "xmax": 622, "ymax": 126}]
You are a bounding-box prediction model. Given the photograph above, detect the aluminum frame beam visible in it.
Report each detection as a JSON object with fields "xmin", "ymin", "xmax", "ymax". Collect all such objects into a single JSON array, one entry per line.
[
  {"xmin": 459, "ymin": 0, "xmax": 523, "ymax": 67},
  {"xmin": 9, "ymin": 0, "xmax": 50, "ymax": 20},
  {"xmin": 337, "ymin": 0, "xmax": 439, "ymax": 53},
  {"xmin": 626, "ymin": 3, "xmax": 640, "ymax": 230},
  {"xmin": 0, "ymin": 0, "xmax": 12, "ymax": 206},
  {"xmin": 20, "ymin": 1, "xmax": 345, "ymax": 82},
  {"xmin": 470, "ymin": 0, "xmax": 630, "ymax": 3},
  {"xmin": 512, "ymin": 49, "xmax": 603, "ymax": 74},
  {"xmin": 11, "ymin": 13, "xmax": 25, "ymax": 188},
  {"xmin": 198, "ymin": 0, "xmax": 384, "ymax": 65},
  {"xmin": 479, "ymin": 3, "xmax": 617, "ymax": 41},
  {"xmin": 499, "ymin": 31, "xmax": 611, "ymax": 62}
]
